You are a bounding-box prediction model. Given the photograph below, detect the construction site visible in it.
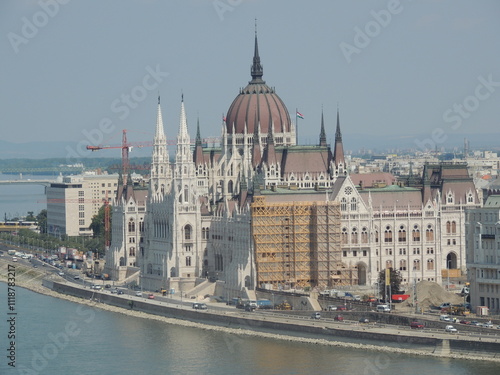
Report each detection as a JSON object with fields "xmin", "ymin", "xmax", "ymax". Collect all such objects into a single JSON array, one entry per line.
[{"xmin": 251, "ymin": 195, "xmax": 358, "ymax": 290}]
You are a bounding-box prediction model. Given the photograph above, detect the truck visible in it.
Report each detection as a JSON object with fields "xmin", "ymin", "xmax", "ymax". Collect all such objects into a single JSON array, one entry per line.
[
  {"xmin": 391, "ymin": 294, "xmax": 410, "ymax": 303},
  {"xmin": 257, "ymin": 299, "xmax": 273, "ymax": 309}
]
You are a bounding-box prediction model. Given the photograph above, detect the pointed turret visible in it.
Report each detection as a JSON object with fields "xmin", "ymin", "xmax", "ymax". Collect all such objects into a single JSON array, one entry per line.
[
  {"xmin": 319, "ymin": 108, "xmax": 327, "ymax": 147},
  {"xmin": 250, "ymin": 23, "xmax": 264, "ymax": 83},
  {"xmin": 251, "ymin": 114, "xmax": 261, "ymax": 169},
  {"xmin": 262, "ymin": 120, "xmax": 276, "ymax": 166},
  {"xmin": 155, "ymin": 95, "xmax": 166, "ymax": 140},
  {"xmin": 150, "ymin": 95, "xmax": 170, "ymax": 195},
  {"xmin": 333, "ymin": 108, "xmax": 346, "ymax": 172},
  {"xmin": 194, "ymin": 117, "xmax": 204, "ymax": 165}
]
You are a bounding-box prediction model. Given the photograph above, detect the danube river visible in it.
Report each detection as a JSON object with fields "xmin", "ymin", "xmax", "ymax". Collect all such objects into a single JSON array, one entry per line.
[
  {"xmin": 0, "ymin": 174, "xmax": 50, "ymax": 219},
  {"xmin": 0, "ymin": 283, "xmax": 498, "ymax": 375}
]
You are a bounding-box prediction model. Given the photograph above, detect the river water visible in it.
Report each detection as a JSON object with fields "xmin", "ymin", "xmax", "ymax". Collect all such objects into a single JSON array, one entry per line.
[
  {"xmin": 0, "ymin": 174, "xmax": 50, "ymax": 220},
  {"xmin": 0, "ymin": 283, "xmax": 499, "ymax": 375}
]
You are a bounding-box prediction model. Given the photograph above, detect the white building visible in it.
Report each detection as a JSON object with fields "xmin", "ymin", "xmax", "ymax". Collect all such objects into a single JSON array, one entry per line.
[
  {"xmin": 46, "ymin": 173, "xmax": 119, "ymax": 237},
  {"xmin": 466, "ymin": 194, "xmax": 500, "ymax": 315}
]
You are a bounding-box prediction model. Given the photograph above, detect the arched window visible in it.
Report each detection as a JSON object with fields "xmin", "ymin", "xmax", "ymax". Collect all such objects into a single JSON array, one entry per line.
[
  {"xmin": 427, "ymin": 259, "xmax": 434, "ymax": 270},
  {"xmin": 412, "ymin": 225, "xmax": 420, "ymax": 242},
  {"xmin": 186, "ymin": 256, "xmax": 191, "ymax": 267},
  {"xmin": 451, "ymin": 221, "xmax": 456, "ymax": 234},
  {"xmin": 426, "ymin": 225, "xmax": 434, "ymax": 242},
  {"xmin": 228, "ymin": 180, "xmax": 234, "ymax": 194},
  {"xmin": 374, "ymin": 227, "xmax": 379, "ymax": 243},
  {"xmin": 350, "ymin": 197, "xmax": 357, "ymax": 211},
  {"xmin": 384, "ymin": 226, "xmax": 393, "ymax": 243},
  {"xmin": 129, "ymin": 247, "xmax": 135, "ymax": 257},
  {"xmin": 341, "ymin": 197, "xmax": 347, "ymax": 211},
  {"xmin": 361, "ymin": 227, "xmax": 368, "ymax": 244},
  {"xmin": 184, "ymin": 185, "xmax": 189, "ymax": 203},
  {"xmin": 398, "ymin": 225, "xmax": 406, "ymax": 242},
  {"xmin": 351, "ymin": 227, "xmax": 358, "ymax": 244},
  {"xmin": 184, "ymin": 225, "xmax": 192, "ymax": 241},
  {"xmin": 446, "ymin": 221, "xmax": 451, "ymax": 234},
  {"xmin": 341, "ymin": 227, "xmax": 348, "ymax": 244},
  {"xmin": 413, "ymin": 259, "xmax": 420, "ymax": 271},
  {"xmin": 128, "ymin": 219, "xmax": 135, "ymax": 233},
  {"xmin": 399, "ymin": 259, "xmax": 407, "ymax": 271}
]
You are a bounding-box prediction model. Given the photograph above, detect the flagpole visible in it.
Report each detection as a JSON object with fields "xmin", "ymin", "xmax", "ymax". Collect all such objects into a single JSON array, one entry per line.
[{"xmin": 296, "ymin": 107, "xmax": 298, "ymax": 145}]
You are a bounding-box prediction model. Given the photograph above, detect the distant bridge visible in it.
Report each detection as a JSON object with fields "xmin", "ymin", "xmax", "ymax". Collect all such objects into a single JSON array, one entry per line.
[
  {"xmin": 0, "ymin": 179, "xmax": 55, "ymax": 187},
  {"xmin": 0, "ymin": 166, "xmax": 85, "ymax": 174}
]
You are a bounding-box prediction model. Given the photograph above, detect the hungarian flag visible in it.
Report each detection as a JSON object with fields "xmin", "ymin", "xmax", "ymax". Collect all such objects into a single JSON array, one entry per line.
[{"xmin": 296, "ymin": 111, "xmax": 304, "ymax": 119}]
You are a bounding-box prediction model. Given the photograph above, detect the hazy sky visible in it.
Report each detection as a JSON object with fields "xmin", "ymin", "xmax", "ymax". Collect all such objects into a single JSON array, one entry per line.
[{"xmin": 1, "ymin": 0, "xmax": 499, "ymax": 154}]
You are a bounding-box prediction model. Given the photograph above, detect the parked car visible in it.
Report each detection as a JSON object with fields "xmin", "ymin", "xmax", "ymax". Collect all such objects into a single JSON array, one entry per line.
[
  {"xmin": 148, "ymin": 294, "xmax": 155, "ymax": 299},
  {"xmin": 334, "ymin": 315, "xmax": 344, "ymax": 321},
  {"xmin": 445, "ymin": 325, "xmax": 458, "ymax": 333},
  {"xmin": 135, "ymin": 291, "xmax": 142, "ymax": 297},
  {"xmin": 410, "ymin": 321, "xmax": 424, "ymax": 329},
  {"xmin": 359, "ymin": 317, "xmax": 369, "ymax": 323},
  {"xmin": 74, "ymin": 275, "xmax": 80, "ymax": 280},
  {"xmin": 58, "ymin": 271, "xmax": 64, "ymax": 276},
  {"xmin": 311, "ymin": 312, "xmax": 321, "ymax": 319},
  {"xmin": 327, "ymin": 305, "xmax": 337, "ymax": 311},
  {"xmin": 439, "ymin": 302, "xmax": 451, "ymax": 309}
]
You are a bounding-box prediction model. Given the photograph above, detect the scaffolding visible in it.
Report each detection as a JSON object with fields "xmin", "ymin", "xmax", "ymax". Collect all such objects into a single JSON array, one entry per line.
[{"xmin": 251, "ymin": 196, "xmax": 357, "ymax": 290}]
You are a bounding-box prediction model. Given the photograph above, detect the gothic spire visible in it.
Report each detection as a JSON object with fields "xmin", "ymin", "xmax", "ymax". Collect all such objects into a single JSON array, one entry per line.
[
  {"xmin": 155, "ymin": 95, "xmax": 166, "ymax": 140},
  {"xmin": 250, "ymin": 21, "xmax": 264, "ymax": 82},
  {"xmin": 194, "ymin": 117, "xmax": 204, "ymax": 165},
  {"xmin": 333, "ymin": 108, "xmax": 345, "ymax": 170},
  {"xmin": 319, "ymin": 108, "xmax": 327, "ymax": 147}
]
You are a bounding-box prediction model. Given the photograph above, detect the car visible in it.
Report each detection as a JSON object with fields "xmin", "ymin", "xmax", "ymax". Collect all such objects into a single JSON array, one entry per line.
[
  {"xmin": 105, "ymin": 284, "xmax": 112, "ymax": 289},
  {"xmin": 135, "ymin": 291, "xmax": 142, "ymax": 297},
  {"xmin": 439, "ymin": 315, "xmax": 452, "ymax": 322},
  {"xmin": 193, "ymin": 303, "xmax": 208, "ymax": 310},
  {"xmin": 470, "ymin": 320, "xmax": 481, "ymax": 326},
  {"xmin": 148, "ymin": 294, "xmax": 155, "ymax": 299},
  {"xmin": 334, "ymin": 315, "xmax": 344, "ymax": 321},
  {"xmin": 336, "ymin": 305, "xmax": 348, "ymax": 311},
  {"xmin": 74, "ymin": 275, "xmax": 80, "ymax": 280},
  {"xmin": 311, "ymin": 312, "xmax": 321, "ymax": 319},
  {"xmin": 12, "ymin": 257, "xmax": 18, "ymax": 262},
  {"xmin": 32, "ymin": 264, "xmax": 37, "ymax": 268},
  {"xmin": 482, "ymin": 322, "xmax": 493, "ymax": 328},
  {"xmin": 459, "ymin": 320, "xmax": 471, "ymax": 325},
  {"xmin": 327, "ymin": 305, "xmax": 337, "ymax": 311},
  {"xmin": 359, "ymin": 317, "xmax": 369, "ymax": 323},
  {"xmin": 445, "ymin": 325, "xmax": 458, "ymax": 333},
  {"xmin": 376, "ymin": 304, "xmax": 391, "ymax": 312},
  {"xmin": 439, "ymin": 302, "xmax": 451, "ymax": 309},
  {"xmin": 496, "ymin": 325, "xmax": 500, "ymax": 330},
  {"xmin": 117, "ymin": 290, "xmax": 124, "ymax": 295},
  {"xmin": 111, "ymin": 289, "xmax": 118, "ymax": 294},
  {"xmin": 410, "ymin": 321, "xmax": 424, "ymax": 329},
  {"xmin": 58, "ymin": 271, "xmax": 64, "ymax": 276}
]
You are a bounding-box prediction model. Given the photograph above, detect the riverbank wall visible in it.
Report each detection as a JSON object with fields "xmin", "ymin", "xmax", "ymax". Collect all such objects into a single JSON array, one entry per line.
[{"xmin": 43, "ymin": 278, "xmax": 500, "ymax": 359}]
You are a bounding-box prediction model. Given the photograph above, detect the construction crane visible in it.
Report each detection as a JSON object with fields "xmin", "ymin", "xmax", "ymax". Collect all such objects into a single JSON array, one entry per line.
[
  {"xmin": 86, "ymin": 129, "xmax": 150, "ymax": 185},
  {"xmin": 87, "ymin": 129, "xmax": 219, "ymax": 183}
]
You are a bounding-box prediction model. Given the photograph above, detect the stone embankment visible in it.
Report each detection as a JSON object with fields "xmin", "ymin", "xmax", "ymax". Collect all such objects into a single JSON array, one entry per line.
[{"xmin": 1, "ymin": 259, "xmax": 500, "ymax": 363}]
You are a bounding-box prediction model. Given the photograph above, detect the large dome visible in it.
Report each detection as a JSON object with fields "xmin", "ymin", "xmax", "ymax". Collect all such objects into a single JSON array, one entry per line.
[{"xmin": 225, "ymin": 34, "xmax": 291, "ymax": 136}]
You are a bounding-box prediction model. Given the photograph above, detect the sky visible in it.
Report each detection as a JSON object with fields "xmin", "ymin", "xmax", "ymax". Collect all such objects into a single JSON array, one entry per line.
[{"xmin": 1, "ymin": 0, "xmax": 499, "ymax": 158}]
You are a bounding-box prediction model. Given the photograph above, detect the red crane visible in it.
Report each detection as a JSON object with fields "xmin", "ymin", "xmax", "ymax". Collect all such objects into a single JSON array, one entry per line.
[{"xmin": 86, "ymin": 129, "xmax": 152, "ymax": 184}]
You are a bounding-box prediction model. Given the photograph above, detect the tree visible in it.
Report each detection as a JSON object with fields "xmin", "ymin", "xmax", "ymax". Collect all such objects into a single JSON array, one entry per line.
[
  {"xmin": 89, "ymin": 204, "xmax": 112, "ymax": 257},
  {"xmin": 36, "ymin": 210, "xmax": 47, "ymax": 233},
  {"xmin": 378, "ymin": 268, "xmax": 403, "ymax": 300},
  {"xmin": 26, "ymin": 211, "xmax": 36, "ymax": 221}
]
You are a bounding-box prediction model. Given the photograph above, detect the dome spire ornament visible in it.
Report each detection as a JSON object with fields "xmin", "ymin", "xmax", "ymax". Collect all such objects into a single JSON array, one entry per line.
[{"xmin": 251, "ymin": 19, "xmax": 264, "ymax": 83}]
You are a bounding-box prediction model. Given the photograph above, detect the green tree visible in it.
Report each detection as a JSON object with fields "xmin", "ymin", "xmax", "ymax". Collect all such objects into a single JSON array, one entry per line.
[
  {"xmin": 89, "ymin": 204, "xmax": 111, "ymax": 257},
  {"xmin": 26, "ymin": 211, "xmax": 36, "ymax": 221},
  {"xmin": 37, "ymin": 210, "xmax": 47, "ymax": 234},
  {"xmin": 378, "ymin": 268, "xmax": 403, "ymax": 300}
]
